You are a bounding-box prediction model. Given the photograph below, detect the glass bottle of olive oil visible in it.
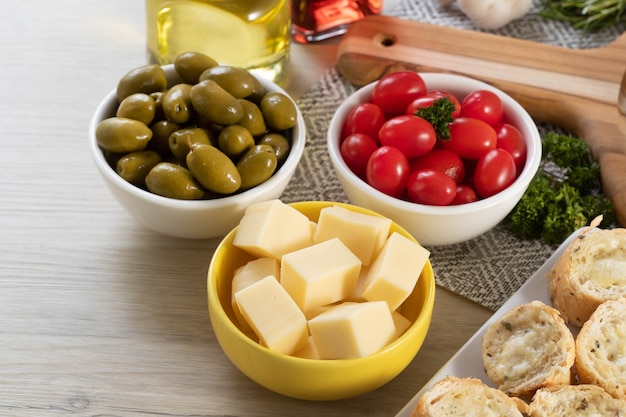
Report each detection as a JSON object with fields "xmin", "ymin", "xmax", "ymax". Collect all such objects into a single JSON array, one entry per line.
[{"xmin": 145, "ymin": 0, "xmax": 291, "ymax": 83}]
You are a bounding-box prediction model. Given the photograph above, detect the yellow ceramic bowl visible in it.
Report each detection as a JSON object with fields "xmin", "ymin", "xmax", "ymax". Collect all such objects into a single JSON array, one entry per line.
[{"xmin": 207, "ymin": 201, "xmax": 435, "ymax": 401}]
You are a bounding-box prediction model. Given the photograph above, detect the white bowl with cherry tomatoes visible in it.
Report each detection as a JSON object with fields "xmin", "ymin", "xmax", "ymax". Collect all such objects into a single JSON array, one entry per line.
[{"xmin": 327, "ymin": 71, "xmax": 541, "ymax": 246}]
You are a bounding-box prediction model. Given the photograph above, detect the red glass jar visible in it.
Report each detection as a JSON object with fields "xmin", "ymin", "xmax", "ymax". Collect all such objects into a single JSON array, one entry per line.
[{"xmin": 291, "ymin": 0, "xmax": 382, "ymax": 43}]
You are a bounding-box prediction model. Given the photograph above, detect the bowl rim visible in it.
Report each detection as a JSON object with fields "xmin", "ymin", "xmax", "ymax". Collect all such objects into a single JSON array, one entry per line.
[
  {"xmin": 327, "ymin": 72, "xmax": 542, "ymax": 215},
  {"xmin": 88, "ymin": 64, "xmax": 306, "ymax": 209},
  {"xmin": 207, "ymin": 200, "xmax": 436, "ymax": 366}
]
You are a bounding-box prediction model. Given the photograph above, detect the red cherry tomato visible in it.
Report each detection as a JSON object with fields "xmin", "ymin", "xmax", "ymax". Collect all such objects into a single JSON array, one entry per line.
[
  {"xmin": 378, "ymin": 115, "xmax": 437, "ymax": 158},
  {"xmin": 474, "ymin": 148, "xmax": 517, "ymax": 198},
  {"xmin": 340, "ymin": 102, "xmax": 386, "ymax": 142},
  {"xmin": 366, "ymin": 146, "xmax": 410, "ymax": 198},
  {"xmin": 406, "ymin": 169, "xmax": 457, "ymax": 206},
  {"xmin": 495, "ymin": 123, "xmax": 527, "ymax": 175},
  {"xmin": 405, "ymin": 95, "xmax": 439, "ymax": 115},
  {"xmin": 442, "ymin": 117, "xmax": 497, "ymax": 160},
  {"xmin": 451, "ymin": 184, "xmax": 478, "ymax": 205},
  {"xmin": 410, "ymin": 149, "xmax": 466, "ymax": 184},
  {"xmin": 340, "ymin": 133, "xmax": 379, "ymax": 178},
  {"xmin": 405, "ymin": 92, "xmax": 462, "ymax": 118},
  {"xmin": 370, "ymin": 71, "xmax": 427, "ymax": 115},
  {"xmin": 460, "ymin": 90, "xmax": 504, "ymax": 126}
]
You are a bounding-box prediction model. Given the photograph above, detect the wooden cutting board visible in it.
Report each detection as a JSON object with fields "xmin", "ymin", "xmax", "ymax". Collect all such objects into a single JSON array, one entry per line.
[{"xmin": 336, "ymin": 15, "xmax": 626, "ymax": 226}]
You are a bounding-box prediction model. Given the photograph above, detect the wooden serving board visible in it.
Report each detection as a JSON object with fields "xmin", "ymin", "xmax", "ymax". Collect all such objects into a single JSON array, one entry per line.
[{"xmin": 337, "ymin": 15, "xmax": 626, "ymax": 226}]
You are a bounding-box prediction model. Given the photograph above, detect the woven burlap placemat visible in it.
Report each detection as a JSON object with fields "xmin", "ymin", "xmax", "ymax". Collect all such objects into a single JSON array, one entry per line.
[{"xmin": 282, "ymin": 0, "xmax": 625, "ymax": 311}]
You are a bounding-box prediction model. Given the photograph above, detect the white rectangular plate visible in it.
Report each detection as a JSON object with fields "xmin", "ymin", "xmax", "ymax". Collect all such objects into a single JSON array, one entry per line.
[{"xmin": 394, "ymin": 228, "xmax": 584, "ymax": 417}]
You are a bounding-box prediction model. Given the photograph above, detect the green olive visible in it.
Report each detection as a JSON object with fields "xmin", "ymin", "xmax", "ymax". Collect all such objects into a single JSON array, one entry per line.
[
  {"xmin": 186, "ymin": 144, "xmax": 241, "ymax": 194},
  {"xmin": 258, "ymin": 133, "xmax": 291, "ymax": 164},
  {"xmin": 145, "ymin": 162, "xmax": 205, "ymax": 200},
  {"xmin": 217, "ymin": 125, "xmax": 254, "ymax": 160},
  {"xmin": 174, "ymin": 51, "xmax": 218, "ymax": 84},
  {"xmin": 237, "ymin": 99, "xmax": 267, "ymax": 137},
  {"xmin": 116, "ymin": 150, "xmax": 162, "ymax": 186},
  {"xmin": 199, "ymin": 65, "xmax": 257, "ymax": 99},
  {"xmin": 236, "ymin": 144, "xmax": 277, "ymax": 190},
  {"xmin": 96, "ymin": 117, "xmax": 153, "ymax": 153},
  {"xmin": 116, "ymin": 64, "xmax": 167, "ymax": 102},
  {"xmin": 150, "ymin": 91, "xmax": 166, "ymax": 121},
  {"xmin": 247, "ymin": 75, "xmax": 266, "ymax": 104},
  {"xmin": 169, "ymin": 127, "xmax": 213, "ymax": 161},
  {"xmin": 190, "ymin": 79, "xmax": 243, "ymax": 126},
  {"xmin": 148, "ymin": 120, "xmax": 180, "ymax": 157},
  {"xmin": 162, "ymin": 83, "xmax": 194, "ymax": 124},
  {"xmin": 116, "ymin": 93, "xmax": 156, "ymax": 125},
  {"xmin": 260, "ymin": 92, "xmax": 298, "ymax": 130}
]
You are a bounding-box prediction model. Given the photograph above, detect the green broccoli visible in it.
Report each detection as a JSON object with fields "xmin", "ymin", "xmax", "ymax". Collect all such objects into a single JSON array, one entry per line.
[{"xmin": 504, "ymin": 132, "xmax": 614, "ymax": 245}]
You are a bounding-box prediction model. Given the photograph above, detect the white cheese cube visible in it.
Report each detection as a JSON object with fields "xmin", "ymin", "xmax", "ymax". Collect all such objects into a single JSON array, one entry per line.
[
  {"xmin": 362, "ymin": 232, "xmax": 430, "ymax": 311},
  {"xmin": 308, "ymin": 301, "xmax": 396, "ymax": 359},
  {"xmin": 292, "ymin": 336, "xmax": 319, "ymax": 360},
  {"xmin": 314, "ymin": 205, "xmax": 392, "ymax": 266},
  {"xmin": 392, "ymin": 311, "xmax": 412, "ymax": 337},
  {"xmin": 281, "ymin": 237, "xmax": 362, "ymax": 315},
  {"xmin": 232, "ymin": 199, "xmax": 313, "ymax": 259},
  {"xmin": 231, "ymin": 257, "xmax": 280, "ymax": 331},
  {"xmin": 304, "ymin": 303, "xmax": 337, "ymax": 320},
  {"xmin": 347, "ymin": 265, "xmax": 369, "ymax": 302},
  {"xmin": 234, "ymin": 275, "xmax": 308, "ymax": 355}
]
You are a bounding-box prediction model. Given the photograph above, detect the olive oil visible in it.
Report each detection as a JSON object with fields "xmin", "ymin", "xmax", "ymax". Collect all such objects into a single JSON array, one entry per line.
[
  {"xmin": 146, "ymin": 0, "xmax": 291, "ymax": 83},
  {"xmin": 291, "ymin": 0, "xmax": 382, "ymax": 43}
]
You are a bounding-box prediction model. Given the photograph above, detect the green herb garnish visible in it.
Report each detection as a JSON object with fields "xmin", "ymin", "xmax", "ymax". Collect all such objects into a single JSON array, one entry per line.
[
  {"xmin": 504, "ymin": 132, "xmax": 614, "ymax": 245},
  {"xmin": 539, "ymin": 0, "xmax": 626, "ymax": 32},
  {"xmin": 414, "ymin": 97, "xmax": 456, "ymax": 140}
]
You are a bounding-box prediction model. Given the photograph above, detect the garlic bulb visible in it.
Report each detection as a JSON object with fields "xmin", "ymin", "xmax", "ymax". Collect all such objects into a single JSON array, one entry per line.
[{"xmin": 453, "ymin": 0, "xmax": 533, "ymax": 30}]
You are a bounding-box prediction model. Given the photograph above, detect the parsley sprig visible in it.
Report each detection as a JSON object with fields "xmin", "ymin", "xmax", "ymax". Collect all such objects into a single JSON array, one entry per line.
[
  {"xmin": 414, "ymin": 97, "xmax": 456, "ymax": 140},
  {"xmin": 504, "ymin": 132, "xmax": 615, "ymax": 245}
]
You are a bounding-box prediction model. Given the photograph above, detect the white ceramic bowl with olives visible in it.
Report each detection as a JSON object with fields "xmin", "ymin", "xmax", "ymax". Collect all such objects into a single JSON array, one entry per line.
[{"xmin": 89, "ymin": 54, "xmax": 306, "ymax": 239}]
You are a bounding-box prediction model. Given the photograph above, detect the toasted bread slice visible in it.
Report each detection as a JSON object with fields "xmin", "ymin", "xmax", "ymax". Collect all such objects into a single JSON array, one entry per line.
[
  {"xmin": 411, "ymin": 376, "xmax": 528, "ymax": 417},
  {"xmin": 529, "ymin": 384, "xmax": 626, "ymax": 416},
  {"xmin": 481, "ymin": 300, "xmax": 575, "ymax": 399},
  {"xmin": 547, "ymin": 228, "xmax": 626, "ymax": 327},
  {"xmin": 576, "ymin": 297, "xmax": 626, "ymax": 399}
]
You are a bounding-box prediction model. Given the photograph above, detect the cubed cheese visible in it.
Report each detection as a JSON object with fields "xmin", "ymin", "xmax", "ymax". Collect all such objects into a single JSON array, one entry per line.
[
  {"xmin": 232, "ymin": 200, "xmax": 313, "ymax": 259},
  {"xmin": 347, "ymin": 265, "xmax": 369, "ymax": 302},
  {"xmin": 292, "ymin": 336, "xmax": 319, "ymax": 360},
  {"xmin": 234, "ymin": 275, "xmax": 308, "ymax": 355},
  {"xmin": 362, "ymin": 232, "xmax": 430, "ymax": 311},
  {"xmin": 314, "ymin": 205, "xmax": 392, "ymax": 266},
  {"xmin": 231, "ymin": 257, "xmax": 280, "ymax": 331},
  {"xmin": 304, "ymin": 303, "xmax": 337, "ymax": 320},
  {"xmin": 392, "ymin": 311, "xmax": 412, "ymax": 337},
  {"xmin": 308, "ymin": 301, "xmax": 396, "ymax": 359},
  {"xmin": 281, "ymin": 237, "xmax": 361, "ymax": 315}
]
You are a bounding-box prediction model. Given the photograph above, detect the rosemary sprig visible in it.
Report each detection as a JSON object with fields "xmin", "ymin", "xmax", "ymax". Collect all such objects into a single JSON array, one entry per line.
[{"xmin": 539, "ymin": 0, "xmax": 626, "ymax": 31}]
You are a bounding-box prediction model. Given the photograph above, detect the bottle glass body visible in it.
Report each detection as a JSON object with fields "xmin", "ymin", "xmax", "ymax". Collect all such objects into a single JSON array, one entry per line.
[
  {"xmin": 291, "ymin": 0, "xmax": 382, "ymax": 43},
  {"xmin": 146, "ymin": 0, "xmax": 291, "ymax": 83}
]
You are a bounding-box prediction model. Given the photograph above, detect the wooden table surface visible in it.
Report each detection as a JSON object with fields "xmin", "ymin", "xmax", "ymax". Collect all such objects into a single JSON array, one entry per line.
[{"xmin": 0, "ymin": 1, "xmax": 492, "ymax": 416}]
